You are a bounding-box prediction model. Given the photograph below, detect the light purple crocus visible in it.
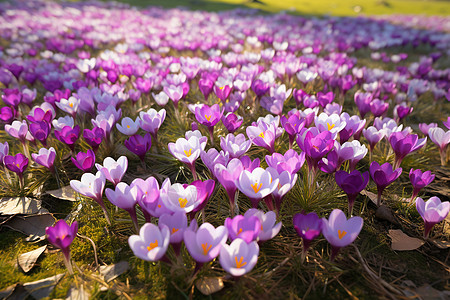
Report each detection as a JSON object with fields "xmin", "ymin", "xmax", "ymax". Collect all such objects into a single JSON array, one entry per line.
[
  {"xmin": 428, "ymin": 127, "xmax": 450, "ymax": 166},
  {"xmin": 293, "ymin": 212, "xmax": 323, "ymax": 260},
  {"xmin": 159, "ymin": 211, "xmax": 188, "ymax": 249},
  {"xmin": 418, "ymin": 123, "xmax": 438, "ymax": 136},
  {"xmin": 128, "ymin": 223, "xmax": 170, "ymax": 262},
  {"xmin": 266, "ymin": 167, "xmax": 297, "ymax": 213},
  {"xmin": 322, "ymin": 209, "xmax": 363, "ymax": 261},
  {"xmin": 246, "ymin": 120, "xmax": 277, "ymax": 154},
  {"xmin": 339, "ymin": 112, "xmax": 366, "ymax": 143},
  {"xmin": 0, "ymin": 142, "xmax": 9, "ymax": 166},
  {"xmin": 4, "ymin": 153, "xmax": 28, "ymax": 186},
  {"xmin": 244, "ymin": 209, "xmax": 281, "ymax": 242},
  {"xmin": 265, "ymin": 149, "xmax": 305, "ymax": 175},
  {"xmin": 409, "ymin": 169, "xmax": 435, "ymax": 202},
  {"xmin": 389, "ymin": 132, "xmax": 426, "ymax": 169},
  {"xmin": 236, "ymin": 167, "xmax": 279, "ymax": 208},
  {"xmin": 32, "ymin": 147, "xmax": 56, "ymax": 172},
  {"xmin": 188, "ymin": 179, "xmax": 216, "ymax": 216},
  {"xmin": 225, "ymin": 215, "xmax": 261, "ymax": 243},
  {"xmin": 184, "ymin": 222, "xmax": 228, "ymax": 264},
  {"xmin": 45, "ymin": 220, "xmax": 78, "ymax": 274},
  {"xmin": 5, "ymin": 120, "xmax": 28, "ymax": 143},
  {"xmin": 219, "ymin": 238, "xmax": 259, "ymax": 277},
  {"xmin": 195, "ymin": 104, "xmax": 224, "ymax": 144},
  {"xmin": 369, "ymin": 161, "xmax": 402, "ymax": 206},
  {"xmin": 116, "ymin": 117, "xmax": 140, "ymax": 136},
  {"xmin": 139, "ymin": 108, "xmax": 166, "ymax": 144},
  {"xmin": 161, "ymin": 182, "xmax": 199, "ymax": 214},
  {"xmin": 106, "ymin": 182, "xmax": 140, "ymax": 232},
  {"xmin": 220, "ymin": 133, "xmax": 252, "ymax": 159},
  {"xmin": 280, "ymin": 114, "xmax": 306, "ymax": 149},
  {"xmin": 70, "ymin": 171, "xmax": 110, "ymax": 224},
  {"xmin": 200, "ymin": 148, "xmax": 229, "ymax": 179},
  {"xmin": 215, "ymin": 158, "xmax": 244, "ymax": 213},
  {"xmin": 71, "ymin": 149, "xmax": 95, "ymax": 172},
  {"xmin": 416, "ymin": 197, "xmax": 450, "ymax": 239},
  {"xmin": 95, "ymin": 156, "xmax": 128, "ymax": 186},
  {"xmin": 362, "ymin": 126, "xmax": 384, "ymax": 160}
]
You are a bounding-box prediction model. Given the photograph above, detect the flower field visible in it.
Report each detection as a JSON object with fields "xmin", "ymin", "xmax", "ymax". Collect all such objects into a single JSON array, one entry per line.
[{"xmin": 0, "ymin": 0, "xmax": 449, "ymax": 299}]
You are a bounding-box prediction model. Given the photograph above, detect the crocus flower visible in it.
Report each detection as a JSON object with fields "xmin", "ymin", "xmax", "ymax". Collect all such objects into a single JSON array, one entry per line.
[
  {"xmin": 54, "ymin": 125, "xmax": 80, "ymax": 151},
  {"xmin": 293, "ymin": 212, "xmax": 323, "ymax": 260},
  {"xmin": 32, "ymin": 147, "xmax": 56, "ymax": 172},
  {"xmin": 389, "ymin": 132, "xmax": 426, "ymax": 169},
  {"xmin": 280, "ymin": 114, "xmax": 306, "ymax": 149},
  {"xmin": 124, "ymin": 133, "xmax": 152, "ymax": 162},
  {"xmin": 416, "ymin": 197, "xmax": 450, "ymax": 239},
  {"xmin": 335, "ymin": 170, "xmax": 369, "ymax": 215},
  {"xmin": 394, "ymin": 103, "xmax": 413, "ymax": 122},
  {"xmin": 52, "ymin": 116, "xmax": 74, "ymax": 131},
  {"xmin": 2, "ymin": 88, "xmax": 21, "ymax": 108},
  {"xmin": 339, "ymin": 112, "xmax": 366, "ymax": 143},
  {"xmin": 152, "ymin": 91, "xmax": 169, "ymax": 106},
  {"xmin": 71, "ymin": 149, "xmax": 95, "ymax": 172},
  {"xmin": 45, "ymin": 220, "xmax": 78, "ymax": 274},
  {"xmin": 0, "ymin": 106, "xmax": 15, "ymax": 123},
  {"xmin": 318, "ymin": 150, "xmax": 339, "ymax": 174},
  {"xmin": 159, "ymin": 211, "xmax": 189, "ymax": 253},
  {"xmin": 200, "ymin": 148, "xmax": 229, "ymax": 179},
  {"xmin": 418, "ymin": 123, "xmax": 438, "ymax": 136},
  {"xmin": 139, "ymin": 108, "xmax": 166, "ymax": 143},
  {"xmin": 116, "ymin": 117, "xmax": 140, "ymax": 136},
  {"xmin": 161, "ymin": 182, "xmax": 199, "ymax": 214},
  {"xmin": 354, "ymin": 91, "xmax": 373, "ymax": 118},
  {"xmin": 220, "ymin": 133, "xmax": 252, "ymax": 159},
  {"xmin": 225, "ymin": 215, "xmax": 261, "ymax": 243},
  {"xmin": 362, "ymin": 126, "xmax": 384, "ymax": 160},
  {"xmin": 219, "ymin": 238, "xmax": 259, "ymax": 277},
  {"xmin": 0, "ymin": 142, "xmax": 9, "ymax": 166},
  {"xmin": 164, "ymin": 85, "xmax": 183, "ymax": 109},
  {"xmin": 236, "ymin": 167, "xmax": 279, "ymax": 208},
  {"xmin": 215, "ymin": 158, "xmax": 244, "ymax": 212},
  {"xmin": 188, "ymin": 179, "xmax": 216, "ymax": 216},
  {"xmin": 369, "ymin": 99, "xmax": 389, "ymax": 118},
  {"xmin": 29, "ymin": 121, "xmax": 50, "ymax": 147},
  {"xmin": 444, "ymin": 117, "xmax": 450, "ymax": 130},
  {"xmin": 83, "ymin": 127, "xmax": 104, "ymax": 153},
  {"xmin": 27, "ymin": 107, "xmax": 53, "ymax": 124},
  {"xmin": 369, "ymin": 161, "xmax": 402, "ymax": 206},
  {"xmin": 199, "ymin": 77, "xmax": 214, "ymax": 100},
  {"xmin": 322, "ymin": 209, "xmax": 363, "ymax": 261},
  {"xmin": 244, "ymin": 209, "xmax": 281, "ymax": 242},
  {"xmin": 428, "ymin": 127, "xmax": 450, "ymax": 166},
  {"xmin": 246, "ymin": 120, "xmax": 277, "ymax": 154},
  {"xmin": 214, "ymin": 84, "xmax": 232, "ymax": 102},
  {"xmin": 184, "ymin": 222, "xmax": 228, "ymax": 264},
  {"xmin": 265, "ymin": 149, "xmax": 305, "ymax": 175},
  {"xmin": 240, "ymin": 156, "xmax": 261, "ymax": 172},
  {"xmin": 4, "ymin": 153, "xmax": 28, "ymax": 183},
  {"xmin": 297, "ymin": 129, "xmax": 334, "ymax": 174},
  {"xmin": 55, "ymin": 96, "xmax": 79, "ymax": 118},
  {"xmin": 133, "ymin": 176, "xmax": 161, "ymax": 222},
  {"xmin": 128, "ymin": 223, "xmax": 170, "ymax": 262},
  {"xmin": 70, "ymin": 171, "xmax": 110, "ymax": 224},
  {"xmin": 106, "ymin": 182, "xmax": 140, "ymax": 231},
  {"xmin": 314, "ymin": 113, "xmax": 346, "ymax": 139},
  {"xmin": 95, "ymin": 156, "xmax": 128, "ymax": 186},
  {"xmin": 222, "ymin": 113, "xmax": 243, "ymax": 133},
  {"xmin": 266, "ymin": 167, "xmax": 298, "ymax": 213},
  {"xmin": 409, "ymin": 169, "xmax": 435, "ymax": 201},
  {"xmin": 5, "ymin": 120, "xmax": 28, "ymax": 143}
]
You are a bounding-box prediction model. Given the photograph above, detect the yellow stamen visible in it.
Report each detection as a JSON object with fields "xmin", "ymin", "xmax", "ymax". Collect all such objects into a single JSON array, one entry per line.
[
  {"xmin": 277, "ymin": 182, "xmax": 282, "ymax": 190},
  {"xmin": 312, "ymin": 145, "xmax": 319, "ymax": 150},
  {"xmin": 219, "ymin": 86, "xmax": 224, "ymax": 90},
  {"xmin": 205, "ymin": 115, "xmax": 211, "ymax": 121},
  {"xmin": 259, "ymin": 132, "xmax": 265, "ymax": 139},
  {"xmin": 16, "ymin": 163, "xmax": 20, "ymax": 168},
  {"xmin": 157, "ymin": 204, "xmax": 161, "ymax": 208},
  {"xmin": 237, "ymin": 228, "xmax": 243, "ymax": 235},
  {"xmin": 235, "ymin": 256, "xmax": 247, "ymax": 268},
  {"xmin": 179, "ymin": 198, "xmax": 188, "ymax": 208},
  {"xmin": 60, "ymin": 234, "xmax": 66, "ymax": 240},
  {"xmin": 184, "ymin": 148, "xmax": 192, "ymax": 157},
  {"xmin": 127, "ymin": 125, "xmax": 130, "ymax": 128},
  {"xmin": 261, "ymin": 225, "xmax": 263, "ymax": 231},
  {"xmin": 201, "ymin": 243, "xmax": 212, "ymax": 255},
  {"xmin": 327, "ymin": 123, "xmax": 335, "ymax": 130},
  {"xmin": 171, "ymin": 228, "xmax": 179, "ymax": 234},
  {"xmin": 338, "ymin": 230, "xmax": 347, "ymax": 239},
  {"xmin": 147, "ymin": 240, "xmax": 158, "ymax": 251},
  {"xmin": 250, "ymin": 182, "xmax": 262, "ymax": 193},
  {"xmin": 69, "ymin": 102, "xmax": 73, "ymax": 108}
]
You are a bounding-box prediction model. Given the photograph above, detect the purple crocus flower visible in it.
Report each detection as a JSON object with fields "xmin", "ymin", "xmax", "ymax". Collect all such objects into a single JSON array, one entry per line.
[
  {"xmin": 335, "ymin": 170, "xmax": 369, "ymax": 215},
  {"xmin": 252, "ymin": 79, "xmax": 270, "ymax": 97},
  {"xmin": 214, "ymin": 158, "xmax": 243, "ymax": 213},
  {"xmin": 220, "ymin": 133, "xmax": 252, "ymax": 159},
  {"xmin": 389, "ymin": 132, "xmax": 426, "ymax": 169},
  {"xmin": 95, "ymin": 156, "xmax": 128, "ymax": 186},
  {"xmin": 198, "ymin": 77, "xmax": 214, "ymax": 100},
  {"xmin": 70, "ymin": 171, "xmax": 110, "ymax": 224},
  {"xmin": 27, "ymin": 107, "xmax": 53, "ymax": 124},
  {"xmin": 418, "ymin": 123, "xmax": 438, "ymax": 136},
  {"xmin": 354, "ymin": 91, "xmax": 373, "ymax": 118},
  {"xmin": 428, "ymin": 127, "xmax": 450, "ymax": 166},
  {"xmin": 32, "ymin": 147, "xmax": 56, "ymax": 172},
  {"xmin": 200, "ymin": 148, "xmax": 229, "ymax": 179},
  {"xmin": 444, "ymin": 117, "xmax": 450, "ymax": 130},
  {"xmin": 4, "ymin": 153, "xmax": 28, "ymax": 184},
  {"xmin": 5, "ymin": 120, "xmax": 28, "ymax": 143},
  {"xmin": 189, "ymin": 179, "xmax": 216, "ymax": 216},
  {"xmin": 128, "ymin": 223, "xmax": 170, "ymax": 262},
  {"xmin": 280, "ymin": 114, "xmax": 306, "ymax": 149},
  {"xmin": 161, "ymin": 182, "xmax": 199, "ymax": 214},
  {"xmin": 184, "ymin": 222, "xmax": 228, "ymax": 264},
  {"xmin": 124, "ymin": 133, "xmax": 152, "ymax": 162},
  {"xmin": 266, "ymin": 167, "xmax": 298, "ymax": 213},
  {"xmin": 0, "ymin": 106, "xmax": 15, "ymax": 123},
  {"xmin": 322, "ymin": 209, "xmax": 363, "ymax": 261},
  {"xmin": 139, "ymin": 108, "xmax": 166, "ymax": 144},
  {"xmin": 369, "ymin": 161, "xmax": 402, "ymax": 206},
  {"xmin": 265, "ymin": 149, "xmax": 305, "ymax": 175},
  {"xmin": 222, "ymin": 113, "xmax": 243, "ymax": 133},
  {"xmin": 246, "ymin": 120, "xmax": 277, "ymax": 154},
  {"xmin": 195, "ymin": 104, "xmax": 224, "ymax": 144},
  {"xmin": 236, "ymin": 167, "xmax": 279, "ymax": 208},
  {"xmin": 416, "ymin": 197, "xmax": 450, "ymax": 239},
  {"xmin": 106, "ymin": 182, "xmax": 140, "ymax": 232},
  {"xmin": 409, "ymin": 169, "xmax": 435, "ymax": 201},
  {"xmin": 116, "ymin": 117, "xmax": 140, "ymax": 136},
  {"xmin": 83, "ymin": 127, "xmax": 104, "ymax": 153},
  {"xmin": 163, "ymin": 84, "xmax": 183, "ymax": 109},
  {"xmin": 45, "ymin": 220, "xmax": 78, "ymax": 274},
  {"xmin": 29, "ymin": 121, "xmax": 50, "ymax": 147},
  {"xmin": 2, "ymin": 88, "xmax": 21, "ymax": 108},
  {"xmin": 7, "ymin": 63, "xmax": 24, "ymax": 80},
  {"xmin": 339, "ymin": 112, "xmax": 366, "ymax": 143},
  {"xmin": 0, "ymin": 142, "xmax": 9, "ymax": 166},
  {"xmin": 297, "ymin": 129, "xmax": 334, "ymax": 174},
  {"xmin": 71, "ymin": 149, "xmax": 95, "ymax": 172},
  {"xmin": 54, "ymin": 125, "xmax": 80, "ymax": 151},
  {"xmin": 225, "ymin": 215, "xmax": 261, "ymax": 243},
  {"xmin": 240, "ymin": 156, "xmax": 261, "ymax": 172},
  {"xmin": 394, "ymin": 103, "xmax": 413, "ymax": 122},
  {"xmin": 369, "ymin": 99, "xmax": 389, "ymax": 118},
  {"xmin": 362, "ymin": 126, "xmax": 384, "ymax": 160},
  {"xmin": 293, "ymin": 212, "xmax": 323, "ymax": 260},
  {"xmin": 214, "ymin": 84, "xmax": 232, "ymax": 102},
  {"xmin": 219, "ymin": 238, "xmax": 259, "ymax": 277}
]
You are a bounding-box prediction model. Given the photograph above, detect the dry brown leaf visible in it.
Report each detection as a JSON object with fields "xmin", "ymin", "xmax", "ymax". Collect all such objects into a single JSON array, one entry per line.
[
  {"xmin": 18, "ymin": 245, "xmax": 47, "ymax": 273},
  {"xmin": 23, "ymin": 273, "xmax": 64, "ymax": 299},
  {"xmin": 0, "ymin": 197, "xmax": 42, "ymax": 215},
  {"xmin": 388, "ymin": 229, "xmax": 425, "ymax": 251},
  {"xmin": 99, "ymin": 261, "xmax": 130, "ymax": 283},
  {"xmin": 4, "ymin": 214, "xmax": 55, "ymax": 242},
  {"xmin": 360, "ymin": 190, "xmax": 378, "ymax": 206},
  {"xmin": 195, "ymin": 277, "xmax": 224, "ymax": 295},
  {"xmin": 46, "ymin": 186, "xmax": 78, "ymax": 202},
  {"xmin": 0, "ymin": 283, "xmax": 28, "ymax": 299}
]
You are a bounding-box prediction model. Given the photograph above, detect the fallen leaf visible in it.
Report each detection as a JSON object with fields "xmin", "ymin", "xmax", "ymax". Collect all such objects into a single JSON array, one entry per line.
[
  {"xmin": 46, "ymin": 186, "xmax": 79, "ymax": 202},
  {"xmin": 0, "ymin": 283, "xmax": 28, "ymax": 299},
  {"xmin": 415, "ymin": 284, "xmax": 450, "ymax": 300},
  {"xmin": 23, "ymin": 273, "xmax": 64, "ymax": 299},
  {"xmin": 431, "ymin": 240, "xmax": 450, "ymax": 249},
  {"xmin": 0, "ymin": 197, "xmax": 42, "ymax": 215},
  {"xmin": 195, "ymin": 277, "xmax": 224, "ymax": 295},
  {"xmin": 4, "ymin": 214, "xmax": 55, "ymax": 242},
  {"xmin": 66, "ymin": 283, "xmax": 90, "ymax": 300},
  {"xmin": 99, "ymin": 261, "xmax": 130, "ymax": 282},
  {"xmin": 388, "ymin": 229, "xmax": 425, "ymax": 251},
  {"xmin": 18, "ymin": 245, "xmax": 47, "ymax": 272},
  {"xmin": 360, "ymin": 190, "xmax": 378, "ymax": 206}
]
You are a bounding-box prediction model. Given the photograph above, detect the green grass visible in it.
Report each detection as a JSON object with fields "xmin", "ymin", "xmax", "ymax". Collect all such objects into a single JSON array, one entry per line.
[{"xmin": 111, "ymin": 0, "xmax": 450, "ymax": 16}]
